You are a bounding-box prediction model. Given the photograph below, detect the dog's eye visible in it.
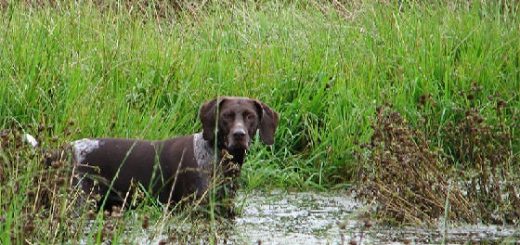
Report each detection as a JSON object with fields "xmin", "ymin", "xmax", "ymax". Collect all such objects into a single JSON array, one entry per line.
[
  {"xmin": 223, "ymin": 112, "xmax": 234, "ymax": 119},
  {"xmin": 244, "ymin": 113, "xmax": 256, "ymax": 121}
]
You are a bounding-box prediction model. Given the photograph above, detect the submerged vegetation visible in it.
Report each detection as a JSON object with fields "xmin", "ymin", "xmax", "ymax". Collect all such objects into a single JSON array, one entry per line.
[{"xmin": 1, "ymin": 0, "xmax": 519, "ymax": 243}]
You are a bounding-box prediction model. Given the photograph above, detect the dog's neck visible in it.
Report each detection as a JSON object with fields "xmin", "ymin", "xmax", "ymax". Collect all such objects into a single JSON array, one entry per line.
[
  {"xmin": 193, "ymin": 132, "xmax": 244, "ymax": 217},
  {"xmin": 192, "ymin": 132, "xmax": 247, "ymax": 167},
  {"xmin": 193, "ymin": 132, "xmax": 214, "ymax": 168}
]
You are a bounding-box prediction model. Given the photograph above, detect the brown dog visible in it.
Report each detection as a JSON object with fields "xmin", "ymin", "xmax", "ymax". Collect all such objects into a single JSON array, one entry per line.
[{"xmin": 70, "ymin": 97, "xmax": 279, "ymax": 212}]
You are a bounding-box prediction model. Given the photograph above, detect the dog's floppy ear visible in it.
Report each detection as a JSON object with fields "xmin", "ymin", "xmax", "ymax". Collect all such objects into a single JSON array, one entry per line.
[
  {"xmin": 199, "ymin": 98, "xmax": 226, "ymax": 143},
  {"xmin": 254, "ymin": 100, "xmax": 279, "ymax": 145}
]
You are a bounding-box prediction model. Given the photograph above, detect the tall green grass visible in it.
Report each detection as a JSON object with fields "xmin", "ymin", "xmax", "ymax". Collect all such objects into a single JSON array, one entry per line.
[
  {"xmin": 1, "ymin": 0, "xmax": 519, "ymax": 189},
  {"xmin": 1, "ymin": 0, "xmax": 520, "ymax": 243}
]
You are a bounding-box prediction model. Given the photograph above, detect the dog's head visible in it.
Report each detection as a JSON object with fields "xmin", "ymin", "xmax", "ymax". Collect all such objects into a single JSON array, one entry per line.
[{"xmin": 199, "ymin": 97, "xmax": 279, "ymax": 152}]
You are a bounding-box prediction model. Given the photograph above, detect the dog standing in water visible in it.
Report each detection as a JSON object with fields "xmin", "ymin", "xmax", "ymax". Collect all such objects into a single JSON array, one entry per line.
[{"xmin": 27, "ymin": 97, "xmax": 279, "ymax": 216}]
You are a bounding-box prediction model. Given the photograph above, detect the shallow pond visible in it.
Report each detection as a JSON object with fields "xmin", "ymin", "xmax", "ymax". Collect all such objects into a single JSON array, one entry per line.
[
  {"xmin": 132, "ymin": 190, "xmax": 518, "ymax": 244},
  {"xmin": 232, "ymin": 190, "xmax": 361, "ymax": 244},
  {"xmin": 232, "ymin": 190, "xmax": 519, "ymax": 244}
]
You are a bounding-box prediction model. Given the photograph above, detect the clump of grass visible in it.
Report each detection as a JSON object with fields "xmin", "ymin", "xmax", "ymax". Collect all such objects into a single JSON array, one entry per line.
[
  {"xmin": 356, "ymin": 88, "xmax": 520, "ymax": 226},
  {"xmin": 356, "ymin": 105, "xmax": 473, "ymax": 226},
  {"xmin": 440, "ymin": 84, "xmax": 520, "ymax": 224},
  {"xmin": 0, "ymin": 124, "xmax": 96, "ymax": 243}
]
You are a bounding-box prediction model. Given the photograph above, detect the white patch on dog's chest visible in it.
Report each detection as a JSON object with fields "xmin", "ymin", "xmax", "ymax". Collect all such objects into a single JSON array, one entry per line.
[
  {"xmin": 193, "ymin": 132, "xmax": 214, "ymax": 167},
  {"xmin": 71, "ymin": 139, "xmax": 102, "ymax": 163}
]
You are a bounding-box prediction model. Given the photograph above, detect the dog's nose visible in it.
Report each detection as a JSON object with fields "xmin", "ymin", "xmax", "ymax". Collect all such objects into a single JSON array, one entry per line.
[{"xmin": 232, "ymin": 129, "xmax": 246, "ymax": 140}]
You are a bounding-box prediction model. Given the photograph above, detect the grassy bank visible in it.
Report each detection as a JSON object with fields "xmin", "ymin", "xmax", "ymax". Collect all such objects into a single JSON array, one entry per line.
[{"xmin": 1, "ymin": 0, "xmax": 520, "ymax": 242}]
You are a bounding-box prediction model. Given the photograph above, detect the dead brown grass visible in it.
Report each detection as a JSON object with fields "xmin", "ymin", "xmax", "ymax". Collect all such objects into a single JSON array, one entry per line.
[
  {"xmin": 357, "ymin": 106, "xmax": 474, "ymax": 226},
  {"xmin": 357, "ymin": 87, "xmax": 520, "ymax": 226}
]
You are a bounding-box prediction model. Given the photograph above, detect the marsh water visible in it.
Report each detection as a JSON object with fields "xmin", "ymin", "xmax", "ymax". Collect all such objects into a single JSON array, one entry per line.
[
  {"xmin": 231, "ymin": 191, "xmax": 519, "ymax": 244},
  {"xmin": 130, "ymin": 190, "xmax": 519, "ymax": 244},
  {"xmin": 232, "ymin": 190, "xmax": 361, "ymax": 244}
]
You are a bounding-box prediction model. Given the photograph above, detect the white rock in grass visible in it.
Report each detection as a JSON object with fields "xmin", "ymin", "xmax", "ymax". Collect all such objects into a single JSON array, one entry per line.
[{"xmin": 23, "ymin": 134, "xmax": 38, "ymax": 147}]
